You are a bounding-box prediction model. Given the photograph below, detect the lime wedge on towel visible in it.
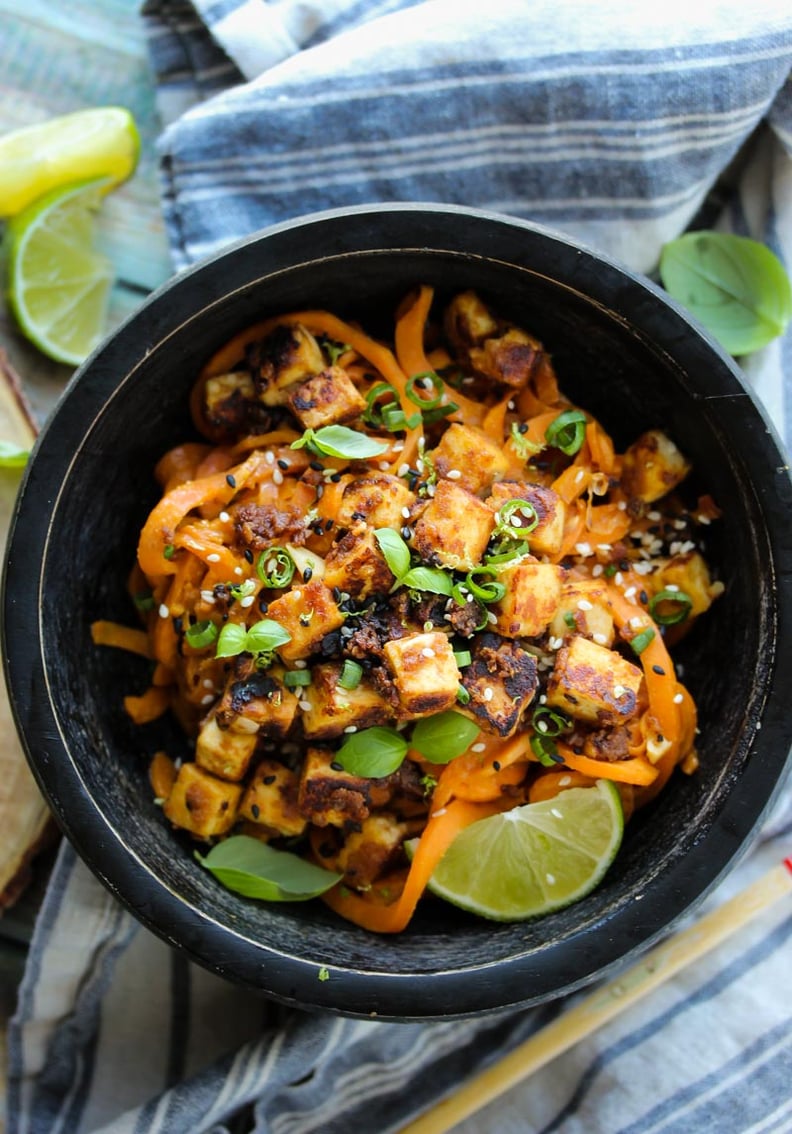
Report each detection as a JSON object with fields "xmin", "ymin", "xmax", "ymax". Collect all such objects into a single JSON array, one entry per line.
[
  {"xmin": 6, "ymin": 179, "xmax": 115, "ymax": 365},
  {"xmin": 0, "ymin": 106, "xmax": 139, "ymax": 217},
  {"xmin": 423, "ymin": 781, "xmax": 624, "ymax": 921}
]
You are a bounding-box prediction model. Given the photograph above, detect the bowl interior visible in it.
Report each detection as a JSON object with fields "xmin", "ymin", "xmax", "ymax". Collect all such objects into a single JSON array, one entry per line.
[{"xmin": 8, "ymin": 209, "xmax": 792, "ymax": 1018}]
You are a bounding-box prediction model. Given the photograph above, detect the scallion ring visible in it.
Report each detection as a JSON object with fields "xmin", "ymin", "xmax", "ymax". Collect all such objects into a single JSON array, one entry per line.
[
  {"xmin": 405, "ymin": 371, "xmax": 445, "ymax": 410},
  {"xmin": 630, "ymin": 627, "xmax": 656, "ymax": 655},
  {"xmin": 464, "ymin": 567, "xmax": 506, "ymax": 604},
  {"xmin": 284, "ymin": 670, "xmax": 312, "ymax": 688},
  {"xmin": 256, "ymin": 546, "xmax": 295, "ymax": 589},
  {"xmin": 495, "ymin": 498, "xmax": 540, "ymax": 537},
  {"xmin": 545, "ymin": 410, "xmax": 588, "ymax": 456},
  {"xmin": 649, "ymin": 589, "xmax": 693, "ymax": 626},
  {"xmin": 530, "ymin": 734, "xmax": 563, "ymax": 767},
  {"xmin": 363, "ymin": 382, "xmax": 399, "ymax": 428},
  {"xmin": 338, "ymin": 659, "xmax": 363, "ymax": 690},
  {"xmin": 185, "ymin": 620, "xmax": 219, "ymax": 650},
  {"xmin": 532, "ymin": 706, "xmax": 571, "ymax": 738}
]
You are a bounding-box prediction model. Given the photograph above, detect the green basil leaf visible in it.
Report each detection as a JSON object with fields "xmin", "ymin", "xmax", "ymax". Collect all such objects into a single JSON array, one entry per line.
[
  {"xmin": 659, "ymin": 232, "xmax": 792, "ymax": 356},
  {"xmin": 310, "ymin": 425, "xmax": 388, "ymax": 459},
  {"xmin": 196, "ymin": 836, "xmax": 341, "ymax": 900},
  {"xmin": 0, "ymin": 440, "xmax": 30, "ymax": 468},
  {"xmin": 215, "ymin": 622, "xmax": 249, "ymax": 658},
  {"xmin": 245, "ymin": 618, "xmax": 291, "ymax": 653},
  {"xmin": 411, "ymin": 710, "xmax": 480, "ymax": 763},
  {"xmin": 336, "ymin": 726, "xmax": 408, "ymax": 777},
  {"xmin": 401, "ymin": 566, "xmax": 453, "ymax": 596},
  {"xmin": 374, "ymin": 527, "xmax": 411, "ymax": 580}
]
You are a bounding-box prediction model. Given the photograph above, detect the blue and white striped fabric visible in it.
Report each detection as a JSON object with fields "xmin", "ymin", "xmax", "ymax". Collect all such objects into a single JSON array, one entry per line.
[{"xmin": 7, "ymin": 2, "xmax": 792, "ymax": 1132}]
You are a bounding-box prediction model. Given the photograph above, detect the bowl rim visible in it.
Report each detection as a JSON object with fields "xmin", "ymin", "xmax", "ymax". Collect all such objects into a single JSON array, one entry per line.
[{"xmin": 4, "ymin": 202, "xmax": 792, "ymax": 1019}]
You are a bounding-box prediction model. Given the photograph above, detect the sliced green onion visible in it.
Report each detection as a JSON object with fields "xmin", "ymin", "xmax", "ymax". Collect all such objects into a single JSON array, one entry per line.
[
  {"xmin": 363, "ymin": 382, "xmax": 399, "ymax": 428},
  {"xmin": 163, "ymin": 543, "xmax": 176, "ymax": 560},
  {"xmin": 256, "ymin": 547, "xmax": 295, "ymax": 589},
  {"xmin": 284, "ymin": 670, "xmax": 312, "ymax": 688},
  {"xmin": 545, "ymin": 410, "xmax": 587, "ymax": 456},
  {"xmin": 485, "ymin": 540, "xmax": 531, "ymax": 566},
  {"xmin": 530, "ymin": 734, "xmax": 563, "ymax": 767},
  {"xmin": 420, "ymin": 402, "xmax": 458, "ymax": 425},
  {"xmin": 532, "ymin": 706, "xmax": 571, "ymax": 738},
  {"xmin": 453, "ymin": 650, "xmax": 472, "ymax": 668},
  {"xmin": 338, "ymin": 659, "xmax": 363, "ymax": 690},
  {"xmin": 495, "ymin": 498, "xmax": 540, "ymax": 537},
  {"xmin": 185, "ymin": 620, "xmax": 219, "ymax": 649},
  {"xmin": 464, "ymin": 567, "xmax": 506, "ymax": 604},
  {"xmin": 406, "ymin": 371, "xmax": 445, "ymax": 410},
  {"xmin": 649, "ymin": 589, "xmax": 693, "ymax": 626},
  {"xmin": 229, "ymin": 577, "xmax": 256, "ymax": 601},
  {"xmin": 603, "ymin": 563, "xmax": 618, "ymax": 578},
  {"xmin": 456, "ymin": 684, "xmax": 471, "ymax": 705},
  {"xmin": 563, "ymin": 611, "xmax": 577, "ymax": 629},
  {"xmin": 630, "ymin": 627, "xmax": 656, "ymax": 655}
]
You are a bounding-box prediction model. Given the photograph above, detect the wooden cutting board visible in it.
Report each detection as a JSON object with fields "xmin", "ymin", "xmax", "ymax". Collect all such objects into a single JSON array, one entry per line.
[{"xmin": 0, "ymin": 351, "xmax": 54, "ymax": 911}]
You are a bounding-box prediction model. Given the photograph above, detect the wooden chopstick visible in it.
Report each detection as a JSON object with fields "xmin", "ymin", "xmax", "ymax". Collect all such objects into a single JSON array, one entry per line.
[{"xmin": 397, "ymin": 856, "xmax": 792, "ymax": 1134}]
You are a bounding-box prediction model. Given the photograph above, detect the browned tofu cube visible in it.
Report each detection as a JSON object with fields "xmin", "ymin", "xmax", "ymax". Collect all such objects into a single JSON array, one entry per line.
[
  {"xmin": 213, "ymin": 663, "xmax": 299, "ymax": 741},
  {"xmin": 486, "ymin": 481, "xmax": 566, "ymax": 558},
  {"xmin": 301, "ymin": 662, "xmax": 394, "ymax": 739},
  {"xmin": 335, "ymin": 814, "xmax": 407, "ymax": 889},
  {"xmin": 382, "ymin": 631, "xmax": 460, "ymax": 718},
  {"xmin": 621, "ymin": 430, "xmax": 691, "ymax": 503},
  {"xmin": 239, "ymin": 759, "xmax": 306, "ymax": 837},
  {"xmin": 298, "ymin": 747, "xmax": 392, "ymax": 828},
  {"xmin": 202, "ymin": 371, "xmax": 259, "ymax": 439},
  {"xmin": 493, "ymin": 561, "xmax": 563, "ymax": 638},
  {"xmin": 469, "ymin": 327, "xmax": 544, "ymax": 390},
  {"xmin": 163, "ymin": 762, "xmax": 242, "ymax": 839},
  {"xmin": 545, "ymin": 636, "xmax": 643, "ymax": 725},
  {"xmin": 195, "ymin": 714, "xmax": 259, "ymax": 781},
  {"xmin": 548, "ymin": 580, "xmax": 615, "ymax": 647},
  {"xmin": 337, "ymin": 474, "xmax": 416, "ymax": 530},
  {"xmin": 430, "ymin": 423, "xmax": 509, "ymax": 494},
  {"xmin": 288, "ymin": 365, "xmax": 367, "ymax": 430},
  {"xmin": 323, "ymin": 524, "xmax": 394, "ymax": 598},
  {"xmin": 411, "ymin": 480, "xmax": 495, "ymax": 570},
  {"xmin": 654, "ymin": 551, "xmax": 724, "ymax": 618},
  {"xmin": 459, "ymin": 633, "xmax": 538, "ymax": 737},
  {"xmin": 249, "ymin": 323, "xmax": 325, "ymax": 405},
  {"xmin": 444, "ymin": 291, "xmax": 499, "ymax": 352},
  {"xmin": 265, "ymin": 581, "xmax": 345, "ymax": 662}
]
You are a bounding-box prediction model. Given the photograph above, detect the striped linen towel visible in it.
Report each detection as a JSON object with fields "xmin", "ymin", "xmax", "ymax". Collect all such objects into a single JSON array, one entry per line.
[{"xmin": 7, "ymin": 2, "xmax": 792, "ymax": 1132}]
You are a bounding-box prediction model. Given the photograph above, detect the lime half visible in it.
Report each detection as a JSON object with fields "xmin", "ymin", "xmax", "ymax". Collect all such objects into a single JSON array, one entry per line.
[
  {"xmin": 0, "ymin": 107, "xmax": 139, "ymax": 217},
  {"xmin": 425, "ymin": 781, "xmax": 624, "ymax": 921},
  {"xmin": 6, "ymin": 179, "xmax": 115, "ymax": 366}
]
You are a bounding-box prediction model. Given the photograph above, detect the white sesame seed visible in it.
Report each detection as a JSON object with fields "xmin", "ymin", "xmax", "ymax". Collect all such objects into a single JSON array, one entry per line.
[
  {"xmin": 617, "ymin": 501, "xmax": 627, "ymax": 511},
  {"xmin": 575, "ymin": 469, "xmax": 585, "ymax": 484},
  {"xmin": 343, "ymin": 725, "xmax": 358, "ymax": 733},
  {"xmin": 426, "ymin": 483, "xmax": 436, "ymax": 497},
  {"xmin": 551, "ymin": 808, "xmax": 563, "ymax": 819},
  {"xmin": 593, "ymin": 632, "xmax": 608, "ymax": 645},
  {"xmin": 200, "ymin": 591, "xmax": 216, "ymax": 604},
  {"xmin": 697, "ymin": 514, "xmax": 711, "ymax": 525},
  {"xmin": 471, "ymin": 743, "xmax": 487, "ymax": 753},
  {"xmin": 446, "ymin": 469, "xmax": 462, "ymax": 480},
  {"xmin": 401, "ymin": 506, "xmax": 411, "ymax": 518},
  {"xmin": 486, "ymin": 610, "xmax": 497, "ymax": 624},
  {"xmin": 200, "ymin": 693, "xmax": 214, "ymax": 705},
  {"xmin": 549, "ymin": 636, "xmax": 563, "ymax": 650},
  {"xmin": 511, "ymin": 515, "xmax": 523, "ymax": 527},
  {"xmin": 577, "ymin": 599, "xmax": 593, "ymax": 611},
  {"xmin": 202, "ymin": 678, "xmax": 214, "ymax": 689},
  {"xmin": 421, "ymin": 647, "xmax": 436, "ymax": 658},
  {"xmin": 614, "ymin": 572, "xmax": 624, "ymax": 586},
  {"xmin": 292, "ymin": 590, "xmax": 302, "ymax": 600},
  {"xmin": 397, "ymin": 463, "xmax": 410, "ymax": 477},
  {"xmin": 219, "ymin": 511, "xmax": 230, "ymax": 523},
  {"xmin": 624, "ymin": 586, "xmax": 637, "ymax": 599},
  {"xmin": 206, "ymin": 553, "xmax": 221, "ymax": 563},
  {"xmin": 378, "ymin": 461, "xmax": 390, "ymax": 471},
  {"xmin": 393, "ymin": 440, "xmax": 404, "ymax": 452},
  {"xmin": 418, "ymin": 436, "xmax": 426, "ymax": 452},
  {"xmin": 647, "ymin": 510, "xmax": 661, "ymax": 521},
  {"xmin": 416, "ymin": 458, "xmax": 425, "ymax": 472},
  {"xmin": 673, "ymin": 692, "xmax": 684, "ymax": 704},
  {"xmin": 680, "ymin": 540, "xmax": 695, "ymax": 553},
  {"xmin": 272, "ymin": 468, "xmax": 284, "ymax": 485},
  {"xmin": 299, "ymin": 700, "xmax": 313, "ymax": 712},
  {"xmin": 508, "ymin": 400, "xmax": 516, "ymax": 410},
  {"xmin": 234, "ymin": 566, "xmax": 243, "ymax": 576},
  {"xmin": 484, "ymin": 687, "xmax": 494, "ymax": 702},
  {"xmin": 596, "ymin": 543, "xmax": 612, "ymax": 552},
  {"xmin": 574, "ymin": 541, "xmax": 593, "ymax": 557},
  {"xmin": 592, "ymin": 564, "xmax": 604, "ymax": 578},
  {"xmin": 546, "ymin": 873, "xmax": 556, "ymax": 885},
  {"xmin": 539, "ymin": 694, "xmax": 547, "ymax": 704},
  {"xmin": 158, "ymin": 604, "xmax": 170, "ymax": 619},
  {"xmin": 239, "ymin": 595, "xmax": 255, "ymax": 608},
  {"xmin": 614, "ymin": 684, "xmax": 626, "ymax": 698},
  {"xmin": 294, "ymin": 659, "xmax": 307, "ymax": 669},
  {"xmin": 559, "ymin": 775, "xmax": 572, "ymax": 786},
  {"xmin": 432, "ymin": 808, "xmax": 448, "ymax": 818},
  {"xmin": 633, "ymin": 561, "xmax": 654, "ymax": 575},
  {"xmin": 670, "ymin": 541, "xmax": 683, "ymax": 556},
  {"xmin": 265, "ymin": 451, "xmax": 275, "ymax": 464},
  {"xmin": 536, "ymin": 720, "xmax": 548, "ymax": 733},
  {"xmin": 629, "ymin": 616, "xmax": 643, "ymax": 629}
]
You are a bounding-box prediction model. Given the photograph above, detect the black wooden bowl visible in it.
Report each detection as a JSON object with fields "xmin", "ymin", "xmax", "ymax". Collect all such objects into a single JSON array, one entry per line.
[{"xmin": 4, "ymin": 204, "xmax": 792, "ymax": 1019}]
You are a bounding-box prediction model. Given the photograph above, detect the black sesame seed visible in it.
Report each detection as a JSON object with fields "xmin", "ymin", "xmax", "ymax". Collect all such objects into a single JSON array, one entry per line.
[
  {"xmin": 518, "ymin": 423, "xmax": 529, "ymax": 434},
  {"xmin": 619, "ymin": 559, "xmax": 630, "ymax": 572},
  {"xmin": 243, "ymin": 548, "xmax": 254, "ymax": 564},
  {"xmin": 492, "ymin": 760, "xmax": 501, "ymax": 771},
  {"xmin": 330, "ymin": 472, "xmax": 342, "ymax": 483},
  {"xmin": 277, "ymin": 458, "xmax": 289, "ymax": 470},
  {"xmin": 330, "ymin": 761, "xmax": 343, "ymax": 772},
  {"xmin": 351, "ymin": 510, "xmax": 366, "ymax": 521},
  {"xmin": 652, "ymin": 664, "xmax": 666, "ymax": 675},
  {"xmin": 226, "ymin": 473, "xmax": 237, "ymax": 488},
  {"xmin": 310, "ymin": 460, "xmax": 324, "ymax": 472},
  {"xmin": 639, "ymin": 589, "xmax": 648, "ymax": 605},
  {"xmin": 251, "ymin": 803, "xmax": 260, "ymax": 819},
  {"xmin": 303, "ymin": 566, "xmax": 313, "ymax": 582},
  {"xmin": 332, "ymin": 587, "xmax": 342, "ymax": 602},
  {"xmin": 262, "ymin": 775, "xmax": 276, "ymax": 785},
  {"xmin": 401, "ymin": 526, "xmax": 413, "ymax": 540},
  {"xmin": 258, "ymin": 595, "xmax": 269, "ymax": 613}
]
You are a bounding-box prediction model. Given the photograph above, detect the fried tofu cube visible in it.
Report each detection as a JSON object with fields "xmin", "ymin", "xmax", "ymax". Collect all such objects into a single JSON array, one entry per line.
[
  {"xmin": 265, "ymin": 581, "xmax": 345, "ymax": 662},
  {"xmin": 250, "ymin": 323, "xmax": 325, "ymax": 405},
  {"xmin": 213, "ymin": 663, "xmax": 299, "ymax": 741},
  {"xmin": 621, "ymin": 430, "xmax": 691, "ymax": 503},
  {"xmin": 323, "ymin": 524, "xmax": 394, "ymax": 598},
  {"xmin": 469, "ymin": 327, "xmax": 544, "ymax": 390},
  {"xmin": 195, "ymin": 714, "xmax": 259, "ymax": 781},
  {"xmin": 654, "ymin": 551, "xmax": 724, "ymax": 618},
  {"xmin": 548, "ymin": 580, "xmax": 615, "ymax": 647},
  {"xmin": 163, "ymin": 762, "xmax": 242, "ymax": 839},
  {"xmin": 335, "ymin": 814, "xmax": 407, "ymax": 889},
  {"xmin": 545, "ymin": 636, "xmax": 643, "ymax": 725},
  {"xmin": 383, "ymin": 631, "xmax": 460, "ymax": 718},
  {"xmin": 239, "ymin": 759, "xmax": 306, "ymax": 837},
  {"xmin": 202, "ymin": 371, "xmax": 258, "ymax": 438},
  {"xmin": 337, "ymin": 474, "xmax": 416, "ymax": 530},
  {"xmin": 460, "ymin": 632, "xmax": 538, "ymax": 737},
  {"xmin": 486, "ymin": 481, "xmax": 566, "ymax": 558},
  {"xmin": 444, "ymin": 291, "xmax": 499, "ymax": 352},
  {"xmin": 298, "ymin": 747, "xmax": 392, "ymax": 828},
  {"xmin": 493, "ymin": 561, "xmax": 563, "ymax": 638},
  {"xmin": 430, "ymin": 423, "xmax": 509, "ymax": 494},
  {"xmin": 288, "ymin": 365, "xmax": 366, "ymax": 430},
  {"xmin": 301, "ymin": 661, "xmax": 394, "ymax": 739},
  {"xmin": 411, "ymin": 480, "xmax": 495, "ymax": 570}
]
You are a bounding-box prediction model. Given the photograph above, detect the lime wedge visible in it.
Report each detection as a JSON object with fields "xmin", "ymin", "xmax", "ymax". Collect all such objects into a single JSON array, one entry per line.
[
  {"xmin": 424, "ymin": 781, "xmax": 624, "ymax": 921},
  {"xmin": 0, "ymin": 107, "xmax": 139, "ymax": 218},
  {"xmin": 6, "ymin": 179, "xmax": 115, "ymax": 366}
]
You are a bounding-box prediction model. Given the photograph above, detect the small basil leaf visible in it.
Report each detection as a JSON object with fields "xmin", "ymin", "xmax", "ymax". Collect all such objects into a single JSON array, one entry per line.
[
  {"xmin": 311, "ymin": 425, "xmax": 388, "ymax": 459},
  {"xmin": 0, "ymin": 440, "xmax": 30, "ymax": 468},
  {"xmin": 196, "ymin": 836, "xmax": 341, "ymax": 900},
  {"xmin": 245, "ymin": 618, "xmax": 291, "ymax": 653},
  {"xmin": 411, "ymin": 710, "xmax": 480, "ymax": 763},
  {"xmin": 336, "ymin": 726, "xmax": 408, "ymax": 777},
  {"xmin": 215, "ymin": 622, "xmax": 248, "ymax": 658},
  {"xmin": 401, "ymin": 566, "xmax": 453, "ymax": 596},
  {"xmin": 374, "ymin": 527, "xmax": 411, "ymax": 580},
  {"xmin": 659, "ymin": 232, "xmax": 792, "ymax": 356}
]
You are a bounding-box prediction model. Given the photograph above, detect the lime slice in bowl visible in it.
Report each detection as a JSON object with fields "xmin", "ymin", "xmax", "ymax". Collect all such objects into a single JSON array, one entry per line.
[
  {"xmin": 6, "ymin": 179, "xmax": 115, "ymax": 366},
  {"xmin": 0, "ymin": 107, "xmax": 139, "ymax": 218},
  {"xmin": 423, "ymin": 780, "xmax": 624, "ymax": 921}
]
